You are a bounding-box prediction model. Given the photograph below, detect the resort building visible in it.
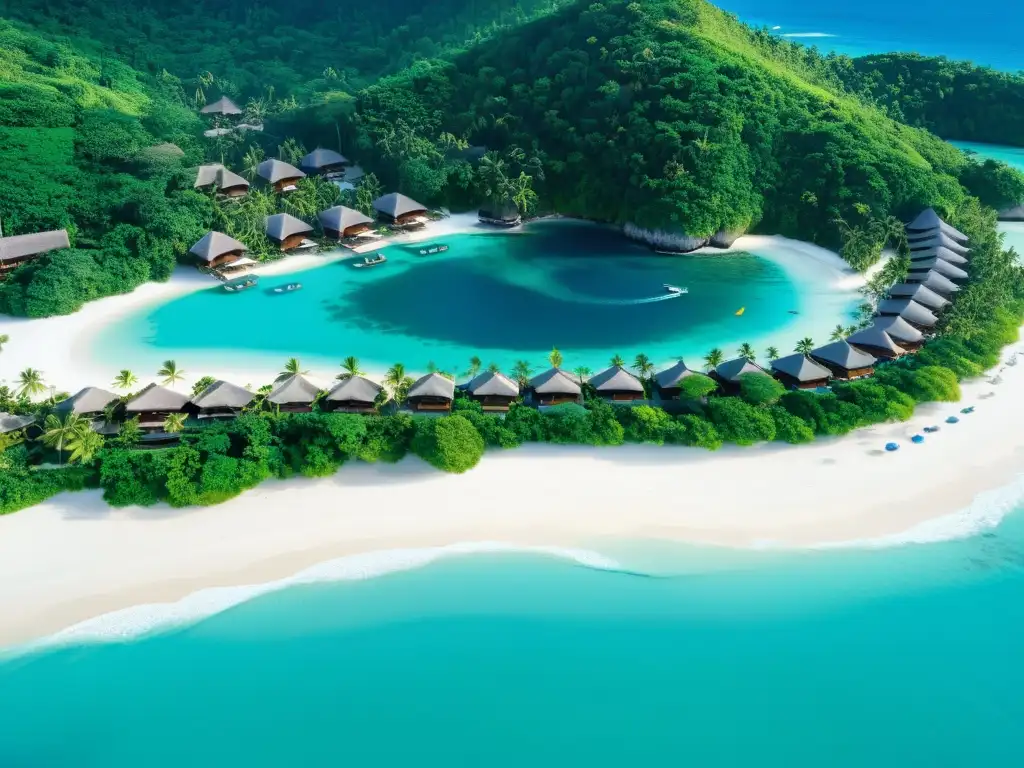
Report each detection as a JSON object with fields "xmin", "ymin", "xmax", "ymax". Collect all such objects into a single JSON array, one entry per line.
[
  {"xmin": 188, "ymin": 231, "xmax": 254, "ymax": 275},
  {"xmin": 267, "ymin": 374, "xmax": 321, "ymax": 414},
  {"xmin": 256, "ymin": 159, "xmax": 306, "ymax": 194},
  {"xmin": 710, "ymin": 357, "xmax": 768, "ymax": 391},
  {"xmin": 373, "ymin": 193, "xmax": 428, "ymax": 226},
  {"xmin": 873, "ymin": 316, "xmax": 925, "ymax": 350},
  {"xmin": 479, "ymin": 202, "xmax": 522, "ymax": 227},
  {"xmin": 653, "ymin": 360, "xmax": 697, "ymax": 400},
  {"xmin": 810, "ymin": 341, "xmax": 877, "ymax": 381},
  {"xmin": 194, "ymin": 164, "xmax": 250, "ymax": 198},
  {"xmin": 318, "ymin": 206, "xmax": 374, "ymax": 240},
  {"xmin": 907, "ymin": 256, "xmax": 969, "ymax": 283},
  {"xmin": 463, "ymin": 371, "xmax": 520, "ymax": 412},
  {"xmin": 55, "ymin": 387, "xmax": 121, "ymax": 434},
  {"xmin": 188, "ymin": 381, "xmax": 255, "ymax": 420},
  {"xmin": 265, "ymin": 213, "xmax": 315, "ymax": 252},
  {"xmin": 528, "ymin": 368, "xmax": 583, "ymax": 406},
  {"xmin": 200, "ymin": 96, "xmax": 242, "ymax": 117},
  {"xmin": 876, "ymin": 298, "xmax": 938, "ymax": 329},
  {"xmin": 588, "ymin": 366, "xmax": 646, "ymax": 402},
  {"xmin": 0, "ymin": 413, "xmax": 37, "ymax": 435},
  {"xmin": 324, "ymin": 376, "xmax": 383, "ymax": 414},
  {"xmin": 770, "ymin": 354, "xmax": 833, "ymax": 390},
  {"xmin": 909, "ymin": 245, "xmax": 968, "ymax": 266},
  {"xmin": 407, "ymin": 373, "xmax": 456, "ymax": 413},
  {"xmin": 886, "ymin": 282, "xmax": 949, "ymax": 312},
  {"xmin": 124, "ymin": 384, "xmax": 189, "ymax": 437},
  {"xmin": 905, "ymin": 208, "xmax": 969, "ymax": 244},
  {"xmin": 846, "ymin": 325, "xmax": 907, "ymax": 360},
  {"xmin": 908, "ymin": 232, "xmax": 970, "ymax": 257},
  {"xmin": 0, "ymin": 229, "xmax": 70, "ymax": 280},
  {"xmin": 905, "ymin": 268, "xmax": 959, "ymax": 297},
  {"xmin": 299, "ymin": 148, "xmax": 349, "ymax": 178}
]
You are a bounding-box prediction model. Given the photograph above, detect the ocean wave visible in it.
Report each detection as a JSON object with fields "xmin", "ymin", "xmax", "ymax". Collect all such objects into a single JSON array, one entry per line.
[
  {"xmin": 24, "ymin": 543, "xmax": 621, "ymax": 652},
  {"xmin": 781, "ymin": 32, "xmax": 837, "ymax": 38}
]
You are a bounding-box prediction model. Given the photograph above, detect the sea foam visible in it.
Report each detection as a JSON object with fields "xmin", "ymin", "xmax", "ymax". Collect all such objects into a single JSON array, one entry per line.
[{"xmin": 781, "ymin": 32, "xmax": 837, "ymax": 38}]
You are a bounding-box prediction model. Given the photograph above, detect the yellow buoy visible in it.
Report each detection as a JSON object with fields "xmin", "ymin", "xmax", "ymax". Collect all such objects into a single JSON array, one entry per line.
[{"xmin": 734, "ymin": 307, "xmax": 745, "ymax": 316}]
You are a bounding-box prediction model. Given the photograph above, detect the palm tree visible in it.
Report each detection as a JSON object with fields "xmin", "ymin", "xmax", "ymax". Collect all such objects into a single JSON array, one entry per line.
[
  {"xmin": 0, "ymin": 333, "xmax": 8, "ymax": 353},
  {"xmin": 609, "ymin": 354, "xmax": 625, "ymax": 368},
  {"xmin": 16, "ymin": 368, "xmax": 46, "ymax": 399},
  {"xmin": 486, "ymin": 362, "xmax": 501, "ymax": 373},
  {"xmin": 737, "ymin": 343, "xmax": 756, "ymax": 362},
  {"xmin": 795, "ymin": 337, "xmax": 815, "ymax": 355},
  {"xmin": 158, "ymin": 360, "xmax": 185, "ymax": 388},
  {"xmin": 66, "ymin": 428, "xmax": 104, "ymax": 465},
  {"xmin": 163, "ymin": 413, "xmax": 187, "ymax": 434},
  {"xmin": 384, "ymin": 363, "xmax": 413, "ymax": 403},
  {"xmin": 512, "ymin": 360, "xmax": 534, "ymax": 388},
  {"xmin": 573, "ymin": 366, "xmax": 592, "ymax": 384},
  {"xmin": 337, "ymin": 356, "xmax": 364, "ymax": 380},
  {"xmin": 548, "ymin": 347, "xmax": 564, "ymax": 369},
  {"xmin": 277, "ymin": 357, "xmax": 307, "ymax": 382},
  {"xmin": 703, "ymin": 348, "xmax": 724, "ymax": 371},
  {"xmin": 112, "ymin": 369, "xmax": 138, "ymax": 391},
  {"xmin": 829, "ymin": 324, "xmax": 847, "ymax": 342},
  {"xmin": 632, "ymin": 353, "xmax": 654, "ymax": 380},
  {"xmin": 464, "ymin": 356, "xmax": 483, "ymax": 379},
  {"xmin": 41, "ymin": 413, "xmax": 86, "ymax": 465},
  {"xmin": 845, "ymin": 325, "xmax": 858, "ymax": 337},
  {"xmin": 765, "ymin": 346, "xmax": 780, "ymax": 361}
]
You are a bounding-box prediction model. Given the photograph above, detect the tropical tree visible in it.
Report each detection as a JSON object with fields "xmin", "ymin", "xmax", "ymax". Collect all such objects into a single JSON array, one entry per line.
[
  {"xmin": 16, "ymin": 368, "xmax": 46, "ymax": 399},
  {"xmin": 829, "ymin": 325, "xmax": 847, "ymax": 342},
  {"xmin": 241, "ymin": 144, "xmax": 265, "ymax": 180},
  {"xmin": 191, "ymin": 376, "xmax": 216, "ymax": 397},
  {"xmin": 549, "ymin": 347, "xmax": 564, "ymax": 369},
  {"xmin": 573, "ymin": 366, "xmax": 592, "ymax": 383},
  {"xmin": 158, "ymin": 360, "xmax": 185, "ymax": 387},
  {"xmin": 632, "ymin": 353, "xmax": 654, "ymax": 380},
  {"xmin": 765, "ymin": 346, "xmax": 780, "ymax": 361},
  {"xmin": 609, "ymin": 354, "xmax": 625, "ymax": 367},
  {"xmin": 794, "ymin": 338, "xmax": 815, "ymax": 355},
  {"xmin": 277, "ymin": 357, "xmax": 307, "ymax": 382},
  {"xmin": 40, "ymin": 413, "xmax": 86, "ymax": 465},
  {"xmin": 113, "ymin": 369, "xmax": 138, "ymax": 391},
  {"xmin": 163, "ymin": 413, "xmax": 187, "ymax": 434},
  {"xmin": 0, "ymin": 333, "xmax": 8, "ymax": 353},
  {"xmin": 338, "ymin": 356, "xmax": 364, "ymax": 380},
  {"xmin": 703, "ymin": 348, "xmax": 724, "ymax": 371},
  {"xmin": 737, "ymin": 343, "xmax": 756, "ymax": 362},
  {"xmin": 512, "ymin": 360, "xmax": 534, "ymax": 388},
  {"xmin": 277, "ymin": 138, "xmax": 307, "ymax": 166},
  {"xmin": 463, "ymin": 356, "xmax": 482, "ymax": 379},
  {"xmin": 486, "ymin": 362, "xmax": 501, "ymax": 373},
  {"xmin": 66, "ymin": 428, "xmax": 104, "ymax": 465},
  {"xmin": 384, "ymin": 363, "xmax": 414, "ymax": 403}
]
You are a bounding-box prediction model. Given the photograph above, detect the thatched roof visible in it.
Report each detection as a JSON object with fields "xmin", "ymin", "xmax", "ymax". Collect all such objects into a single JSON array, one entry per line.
[
  {"xmin": 770, "ymin": 354, "xmax": 832, "ymax": 383},
  {"xmin": 257, "ymin": 158, "xmax": 306, "ymax": 184},
  {"xmin": 267, "ymin": 374, "xmax": 321, "ymax": 405},
  {"xmin": 326, "ymin": 376, "xmax": 383, "ymax": 403},
  {"xmin": 188, "ymin": 231, "xmax": 248, "ymax": 262},
  {"xmin": 466, "ymin": 371, "xmax": 519, "ymax": 397},
  {"xmin": 318, "ymin": 205, "xmax": 373, "ymax": 232},
  {"xmin": 905, "ymin": 208, "xmax": 968, "ymax": 243},
  {"xmin": 190, "ymin": 381, "xmax": 254, "ymax": 410},
  {"xmin": 55, "ymin": 387, "xmax": 119, "ymax": 416},
  {"xmin": 873, "ymin": 315, "xmax": 925, "ymax": 344},
  {"xmin": 909, "ymin": 245, "xmax": 968, "ymax": 265},
  {"xmin": 846, "ymin": 325, "xmax": 907, "ymax": 356},
  {"xmin": 200, "ymin": 96, "xmax": 242, "ymax": 116},
  {"xmin": 654, "ymin": 360, "xmax": 697, "ymax": 388},
  {"xmin": 810, "ymin": 341, "xmax": 877, "ymax": 370},
  {"xmin": 714, "ymin": 357, "xmax": 766, "ymax": 383},
  {"xmin": 373, "ymin": 192, "xmax": 427, "ymax": 218},
  {"xmin": 529, "ymin": 368, "xmax": 582, "ymax": 395},
  {"xmin": 265, "ymin": 213, "xmax": 313, "ymax": 241},
  {"xmin": 194, "ymin": 164, "xmax": 250, "ymax": 192},
  {"xmin": 588, "ymin": 365, "xmax": 645, "ymax": 393},
  {"xmin": 408, "ymin": 372, "xmax": 455, "ymax": 400},
  {"xmin": 0, "ymin": 229, "xmax": 70, "ymax": 264},
  {"xmin": 908, "ymin": 257, "xmax": 968, "ymax": 281},
  {"xmin": 887, "ymin": 282, "xmax": 949, "ymax": 311},
  {"xmin": 908, "ymin": 268, "xmax": 960, "ymax": 296},
  {"xmin": 908, "ymin": 232, "xmax": 970, "ymax": 256},
  {"xmin": 125, "ymin": 383, "xmax": 189, "ymax": 412},
  {"xmin": 216, "ymin": 168, "xmax": 249, "ymax": 191},
  {"xmin": 0, "ymin": 412, "xmax": 36, "ymax": 433},
  {"xmin": 876, "ymin": 298, "xmax": 938, "ymax": 327},
  {"xmin": 300, "ymin": 148, "xmax": 349, "ymax": 172}
]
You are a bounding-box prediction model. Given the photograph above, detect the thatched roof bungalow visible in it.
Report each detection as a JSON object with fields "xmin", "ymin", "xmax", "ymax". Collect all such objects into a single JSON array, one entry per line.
[
  {"xmin": 588, "ymin": 366, "xmax": 645, "ymax": 402},
  {"xmin": 318, "ymin": 206, "xmax": 374, "ymax": 239},
  {"xmin": 908, "ymin": 257, "xmax": 968, "ymax": 282},
  {"xmin": 653, "ymin": 360, "xmax": 698, "ymax": 399},
  {"xmin": 876, "ymin": 298, "xmax": 938, "ymax": 329},
  {"xmin": 324, "ymin": 376, "xmax": 383, "ymax": 414},
  {"xmin": 265, "ymin": 213, "xmax": 314, "ymax": 252},
  {"xmin": 267, "ymin": 374, "xmax": 321, "ymax": 413},
  {"xmin": 0, "ymin": 412, "xmax": 37, "ymax": 434},
  {"xmin": 905, "ymin": 208, "xmax": 968, "ymax": 244},
  {"xmin": 125, "ymin": 383, "xmax": 189, "ymax": 432},
  {"xmin": 299, "ymin": 148, "xmax": 349, "ymax": 177},
  {"xmin": 0, "ymin": 229, "xmax": 71, "ymax": 278},
  {"xmin": 257, "ymin": 159, "xmax": 306, "ymax": 194},
  {"xmin": 873, "ymin": 316, "xmax": 925, "ymax": 349},
  {"xmin": 846, "ymin": 324, "xmax": 907, "ymax": 360},
  {"xmin": 188, "ymin": 381, "xmax": 255, "ymax": 420},
  {"xmin": 373, "ymin": 193, "xmax": 428, "ymax": 226},
  {"xmin": 710, "ymin": 357, "xmax": 767, "ymax": 391},
  {"xmin": 55, "ymin": 387, "xmax": 119, "ymax": 419},
  {"xmin": 188, "ymin": 231, "xmax": 249, "ymax": 270},
  {"xmin": 770, "ymin": 353, "xmax": 833, "ymax": 390},
  {"xmin": 909, "ymin": 245, "xmax": 968, "ymax": 266},
  {"xmin": 528, "ymin": 368, "xmax": 582, "ymax": 406},
  {"xmin": 810, "ymin": 341, "xmax": 877, "ymax": 380},
  {"xmin": 200, "ymin": 96, "xmax": 242, "ymax": 117},
  {"xmin": 887, "ymin": 282, "xmax": 949, "ymax": 312},
  {"xmin": 407, "ymin": 372, "xmax": 455, "ymax": 412},
  {"xmin": 908, "ymin": 231, "xmax": 970, "ymax": 257},
  {"xmin": 905, "ymin": 268, "xmax": 960, "ymax": 297},
  {"xmin": 194, "ymin": 164, "xmax": 250, "ymax": 198},
  {"xmin": 463, "ymin": 371, "xmax": 520, "ymax": 412}
]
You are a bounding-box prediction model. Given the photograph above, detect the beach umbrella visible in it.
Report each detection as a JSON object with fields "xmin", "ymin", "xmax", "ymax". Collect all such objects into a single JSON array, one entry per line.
[
  {"xmin": 946, "ymin": 416, "xmax": 960, "ymax": 424},
  {"xmin": 960, "ymin": 406, "xmax": 975, "ymax": 414},
  {"xmin": 885, "ymin": 442, "xmax": 900, "ymax": 452},
  {"xmin": 911, "ymin": 434, "xmax": 924, "ymax": 444}
]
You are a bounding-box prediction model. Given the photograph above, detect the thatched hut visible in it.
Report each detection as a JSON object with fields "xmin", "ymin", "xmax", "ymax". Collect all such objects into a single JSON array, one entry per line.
[
  {"xmin": 373, "ymin": 193, "xmax": 428, "ymax": 226},
  {"xmin": 407, "ymin": 373, "xmax": 455, "ymax": 412},
  {"xmin": 299, "ymin": 148, "xmax": 349, "ymax": 177},
  {"xmin": 588, "ymin": 366, "xmax": 645, "ymax": 402},
  {"xmin": 265, "ymin": 213, "xmax": 314, "ymax": 252},
  {"xmin": 124, "ymin": 384, "xmax": 189, "ymax": 432},
  {"xmin": 464, "ymin": 371, "xmax": 520, "ymax": 412},
  {"xmin": 0, "ymin": 229, "xmax": 70, "ymax": 279},
  {"xmin": 318, "ymin": 206, "xmax": 374, "ymax": 239},
  {"xmin": 873, "ymin": 316, "xmax": 925, "ymax": 350},
  {"xmin": 324, "ymin": 376, "xmax": 383, "ymax": 414},
  {"xmin": 905, "ymin": 268, "xmax": 959, "ymax": 297},
  {"xmin": 200, "ymin": 96, "xmax": 242, "ymax": 117},
  {"xmin": 810, "ymin": 341, "xmax": 877, "ymax": 380},
  {"xmin": 908, "ymin": 232, "xmax": 970, "ymax": 257},
  {"xmin": 886, "ymin": 282, "xmax": 949, "ymax": 312},
  {"xmin": 905, "ymin": 208, "xmax": 968, "ymax": 244},
  {"xmin": 907, "ymin": 257, "xmax": 968, "ymax": 282},
  {"xmin": 876, "ymin": 298, "xmax": 938, "ymax": 329},
  {"xmin": 846, "ymin": 325, "xmax": 907, "ymax": 360},
  {"xmin": 528, "ymin": 368, "xmax": 582, "ymax": 406},
  {"xmin": 267, "ymin": 374, "xmax": 321, "ymax": 413},
  {"xmin": 55, "ymin": 387, "xmax": 119, "ymax": 421},
  {"xmin": 188, "ymin": 381, "xmax": 255, "ymax": 420},
  {"xmin": 0, "ymin": 413, "xmax": 37, "ymax": 434},
  {"xmin": 909, "ymin": 245, "xmax": 968, "ymax": 266},
  {"xmin": 257, "ymin": 159, "xmax": 306, "ymax": 194},
  {"xmin": 770, "ymin": 354, "xmax": 833, "ymax": 390},
  {"xmin": 188, "ymin": 231, "xmax": 249, "ymax": 270},
  {"xmin": 710, "ymin": 357, "xmax": 768, "ymax": 391},
  {"xmin": 653, "ymin": 360, "xmax": 698, "ymax": 400},
  {"xmin": 194, "ymin": 164, "xmax": 250, "ymax": 198}
]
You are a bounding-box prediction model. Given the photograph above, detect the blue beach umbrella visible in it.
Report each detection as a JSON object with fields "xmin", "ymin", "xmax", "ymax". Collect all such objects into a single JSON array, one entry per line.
[
  {"xmin": 946, "ymin": 416, "xmax": 960, "ymax": 424},
  {"xmin": 911, "ymin": 434, "xmax": 925, "ymax": 444},
  {"xmin": 960, "ymin": 406, "xmax": 975, "ymax": 414},
  {"xmin": 885, "ymin": 442, "xmax": 900, "ymax": 452}
]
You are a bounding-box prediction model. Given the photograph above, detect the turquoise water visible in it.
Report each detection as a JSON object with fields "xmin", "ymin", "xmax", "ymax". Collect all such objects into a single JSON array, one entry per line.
[
  {"xmin": 948, "ymin": 141, "xmax": 1024, "ymax": 259},
  {"xmin": 3, "ymin": 499, "xmax": 1024, "ymax": 766},
  {"xmin": 97, "ymin": 221, "xmax": 857, "ymax": 377}
]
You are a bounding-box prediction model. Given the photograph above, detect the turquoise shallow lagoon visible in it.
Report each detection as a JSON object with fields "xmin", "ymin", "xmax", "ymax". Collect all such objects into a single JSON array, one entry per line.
[
  {"xmin": 95, "ymin": 221, "xmax": 858, "ymax": 377},
  {"xmin": 3, "ymin": 500, "xmax": 1024, "ymax": 766},
  {"xmin": 949, "ymin": 141, "xmax": 1024, "ymax": 259}
]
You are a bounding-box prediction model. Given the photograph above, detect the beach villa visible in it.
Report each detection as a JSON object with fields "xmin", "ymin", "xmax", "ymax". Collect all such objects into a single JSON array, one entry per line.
[
  {"xmin": 769, "ymin": 353, "xmax": 833, "ymax": 390},
  {"xmin": 267, "ymin": 374, "xmax": 321, "ymax": 413},
  {"xmin": 905, "ymin": 208, "xmax": 969, "ymax": 243},
  {"xmin": 908, "ymin": 257, "xmax": 969, "ymax": 283},
  {"xmin": 463, "ymin": 371, "xmax": 520, "ymax": 412},
  {"xmin": 265, "ymin": 213, "xmax": 315, "ymax": 252},
  {"xmin": 809, "ymin": 341, "xmax": 877, "ymax": 381},
  {"xmin": 905, "ymin": 268, "xmax": 959, "ymax": 297},
  {"xmin": 886, "ymin": 282, "xmax": 949, "ymax": 312},
  {"xmin": 124, "ymin": 383, "xmax": 189, "ymax": 442},
  {"xmin": 188, "ymin": 231, "xmax": 253, "ymax": 275},
  {"xmin": 55, "ymin": 387, "xmax": 121, "ymax": 434},
  {"xmin": 876, "ymin": 298, "xmax": 939, "ymax": 329},
  {"xmin": 909, "ymin": 232, "xmax": 970, "ymax": 256},
  {"xmin": 318, "ymin": 206, "xmax": 374, "ymax": 240},
  {"xmin": 710, "ymin": 357, "xmax": 768, "ymax": 391},
  {"xmin": 0, "ymin": 412, "xmax": 37, "ymax": 435},
  {"xmin": 846, "ymin": 324, "xmax": 907, "ymax": 360},
  {"xmin": 373, "ymin": 193, "xmax": 428, "ymax": 227},
  {"xmin": 528, "ymin": 368, "xmax": 583, "ymax": 406},
  {"xmin": 199, "ymin": 96, "xmax": 242, "ymax": 118},
  {"xmin": 299, "ymin": 148, "xmax": 349, "ymax": 179},
  {"xmin": 406, "ymin": 373, "xmax": 456, "ymax": 413},
  {"xmin": 873, "ymin": 315, "xmax": 925, "ymax": 350},
  {"xmin": 0, "ymin": 229, "xmax": 70, "ymax": 280},
  {"xmin": 653, "ymin": 360, "xmax": 697, "ymax": 400},
  {"xmin": 188, "ymin": 381, "xmax": 255, "ymax": 421},
  {"xmin": 910, "ymin": 245, "xmax": 968, "ymax": 266},
  {"xmin": 588, "ymin": 365, "xmax": 646, "ymax": 402},
  {"xmin": 323, "ymin": 376, "xmax": 383, "ymax": 414},
  {"xmin": 194, "ymin": 164, "xmax": 250, "ymax": 198},
  {"xmin": 257, "ymin": 159, "xmax": 306, "ymax": 194}
]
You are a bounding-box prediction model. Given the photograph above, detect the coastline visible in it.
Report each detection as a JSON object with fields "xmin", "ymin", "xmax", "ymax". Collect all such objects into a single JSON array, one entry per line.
[{"xmin": 0, "ymin": 338, "xmax": 1021, "ymax": 647}]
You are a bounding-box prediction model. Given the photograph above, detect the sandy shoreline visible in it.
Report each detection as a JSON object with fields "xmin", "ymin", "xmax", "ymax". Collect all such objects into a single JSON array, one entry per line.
[{"xmin": 0, "ymin": 339, "xmax": 1021, "ymax": 647}]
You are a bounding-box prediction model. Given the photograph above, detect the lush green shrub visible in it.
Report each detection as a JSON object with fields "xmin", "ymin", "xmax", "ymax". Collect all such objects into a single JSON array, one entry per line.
[
  {"xmin": 832, "ymin": 380, "xmax": 915, "ymax": 424},
  {"xmin": 411, "ymin": 415, "xmax": 485, "ymax": 474},
  {"xmin": 586, "ymin": 401, "xmax": 625, "ymax": 447},
  {"xmin": 543, "ymin": 403, "xmax": 594, "ymax": 445},
  {"xmin": 674, "ymin": 414, "xmax": 723, "ymax": 450},
  {"xmin": 738, "ymin": 373, "xmax": 785, "ymax": 406},
  {"xmin": 360, "ymin": 414, "xmax": 415, "ymax": 463},
  {"xmin": 708, "ymin": 398, "xmax": 777, "ymax": 446},
  {"xmin": 679, "ymin": 374, "xmax": 718, "ymax": 399},
  {"xmin": 769, "ymin": 406, "xmax": 815, "ymax": 445},
  {"xmin": 98, "ymin": 449, "xmax": 166, "ymax": 507},
  {"xmin": 621, "ymin": 404, "xmax": 675, "ymax": 444},
  {"xmin": 875, "ymin": 365, "xmax": 962, "ymax": 404},
  {"xmin": 0, "ymin": 463, "xmax": 90, "ymax": 515},
  {"xmin": 504, "ymin": 403, "xmax": 547, "ymax": 443}
]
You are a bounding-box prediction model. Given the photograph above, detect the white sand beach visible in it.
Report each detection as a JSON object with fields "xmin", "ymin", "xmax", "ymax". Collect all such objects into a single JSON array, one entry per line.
[{"xmin": 0, "ymin": 339, "xmax": 1021, "ymax": 646}]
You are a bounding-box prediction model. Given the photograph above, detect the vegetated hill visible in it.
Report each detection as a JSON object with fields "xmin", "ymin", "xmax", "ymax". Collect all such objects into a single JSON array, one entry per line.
[{"xmin": 351, "ymin": 0, "xmax": 1019, "ymax": 249}]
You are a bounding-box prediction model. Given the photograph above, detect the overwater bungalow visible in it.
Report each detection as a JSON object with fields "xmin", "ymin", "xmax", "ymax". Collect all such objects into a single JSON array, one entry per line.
[
  {"xmin": 875, "ymin": 298, "xmax": 938, "ymax": 329},
  {"xmin": 908, "ymin": 257, "xmax": 969, "ymax": 283},
  {"xmin": 299, "ymin": 148, "xmax": 349, "ymax": 178},
  {"xmin": 908, "ymin": 232, "xmax": 970, "ymax": 257},
  {"xmin": 267, "ymin": 374, "xmax": 321, "ymax": 413},
  {"xmin": 188, "ymin": 231, "xmax": 253, "ymax": 274},
  {"xmin": 909, "ymin": 245, "xmax": 968, "ymax": 266},
  {"xmin": 194, "ymin": 164, "xmax": 250, "ymax": 198},
  {"xmin": 886, "ymin": 282, "xmax": 949, "ymax": 312},
  {"xmin": 463, "ymin": 370, "xmax": 520, "ymax": 412},
  {"xmin": 810, "ymin": 341, "xmax": 877, "ymax": 381},
  {"xmin": 873, "ymin": 316, "xmax": 925, "ymax": 350},
  {"xmin": 846, "ymin": 325, "xmax": 907, "ymax": 360},
  {"xmin": 653, "ymin": 360, "xmax": 698, "ymax": 400},
  {"xmin": 407, "ymin": 373, "xmax": 455, "ymax": 413},
  {"xmin": 125, "ymin": 383, "xmax": 189, "ymax": 441},
  {"xmin": 0, "ymin": 412, "xmax": 37, "ymax": 435},
  {"xmin": 373, "ymin": 193, "xmax": 428, "ymax": 227},
  {"xmin": 324, "ymin": 376, "xmax": 383, "ymax": 414},
  {"xmin": 200, "ymin": 96, "xmax": 242, "ymax": 118},
  {"xmin": 265, "ymin": 213, "xmax": 315, "ymax": 252},
  {"xmin": 318, "ymin": 206, "xmax": 374, "ymax": 240},
  {"xmin": 188, "ymin": 381, "xmax": 255, "ymax": 420},
  {"xmin": 905, "ymin": 268, "xmax": 960, "ymax": 297},
  {"xmin": 770, "ymin": 354, "xmax": 833, "ymax": 390},
  {"xmin": 528, "ymin": 368, "xmax": 583, "ymax": 406},
  {"xmin": 257, "ymin": 159, "xmax": 306, "ymax": 194},
  {"xmin": 479, "ymin": 202, "xmax": 522, "ymax": 227},
  {"xmin": 710, "ymin": 357, "xmax": 768, "ymax": 391},
  {"xmin": 588, "ymin": 366, "xmax": 646, "ymax": 402},
  {"xmin": 905, "ymin": 208, "xmax": 969, "ymax": 244},
  {"xmin": 0, "ymin": 229, "xmax": 70, "ymax": 280}
]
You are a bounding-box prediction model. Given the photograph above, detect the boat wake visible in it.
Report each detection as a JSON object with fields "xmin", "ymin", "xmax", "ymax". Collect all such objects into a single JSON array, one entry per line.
[{"xmin": 596, "ymin": 293, "xmax": 685, "ymax": 306}]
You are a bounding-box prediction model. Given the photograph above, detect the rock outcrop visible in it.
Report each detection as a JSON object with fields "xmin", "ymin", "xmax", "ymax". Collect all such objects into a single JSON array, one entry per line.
[
  {"xmin": 709, "ymin": 228, "xmax": 744, "ymax": 248},
  {"xmin": 623, "ymin": 223, "xmax": 708, "ymax": 253}
]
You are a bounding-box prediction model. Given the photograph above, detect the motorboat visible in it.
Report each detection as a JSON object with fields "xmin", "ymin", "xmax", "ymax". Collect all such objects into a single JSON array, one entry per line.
[
  {"xmin": 663, "ymin": 284, "xmax": 688, "ymax": 295},
  {"xmin": 417, "ymin": 243, "xmax": 449, "ymax": 255},
  {"xmin": 272, "ymin": 283, "xmax": 302, "ymax": 294},
  {"xmin": 352, "ymin": 253, "xmax": 387, "ymax": 268},
  {"xmin": 223, "ymin": 276, "xmax": 259, "ymax": 293}
]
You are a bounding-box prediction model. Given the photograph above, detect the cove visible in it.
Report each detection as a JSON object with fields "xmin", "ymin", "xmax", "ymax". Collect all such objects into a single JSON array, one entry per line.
[{"xmin": 95, "ymin": 221, "xmax": 859, "ymax": 377}]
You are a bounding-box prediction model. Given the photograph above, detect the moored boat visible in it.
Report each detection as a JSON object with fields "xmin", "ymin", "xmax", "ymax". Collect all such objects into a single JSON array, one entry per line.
[
  {"xmin": 272, "ymin": 283, "xmax": 302, "ymax": 294},
  {"xmin": 352, "ymin": 253, "xmax": 387, "ymax": 268},
  {"xmin": 417, "ymin": 243, "xmax": 449, "ymax": 255},
  {"xmin": 223, "ymin": 276, "xmax": 259, "ymax": 293}
]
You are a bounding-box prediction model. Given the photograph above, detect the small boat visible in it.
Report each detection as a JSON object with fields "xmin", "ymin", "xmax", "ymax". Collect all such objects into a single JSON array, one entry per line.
[
  {"xmin": 352, "ymin": 253, "xmax": 387, "ymax": 268},
  {"xmin": 735, "ymin": 307, "xmax": 746, "ymax": 316},
  {"xmin": 788, "ymin": 310, "xmax": 800, "ymax": 315},
  {"xmin": 417, "ymin": 243, "xmax": 449, "ymax": 256},
  {"xmin": 663, "ymin": 284, "xmax": 688, "ymax": 295},
  {"xmin": 272, "ymin": 283, "xmax": 302, "ymax": 294},
  {"xmin": 223, "ymin": 276, "xmax": 259, "ymax": 293}
]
